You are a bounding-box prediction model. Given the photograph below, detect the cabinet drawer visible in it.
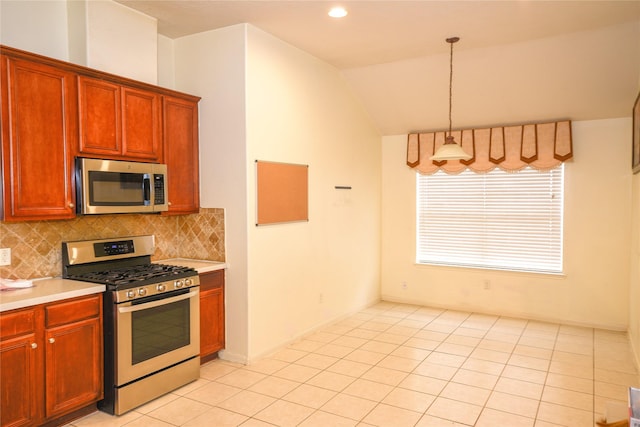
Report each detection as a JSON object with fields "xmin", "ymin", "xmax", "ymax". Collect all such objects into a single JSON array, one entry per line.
[
  {"xmin": 200, "ymin": 270, "xmax": 224, "ymax": 291},
  {"xmin": 45, "ymin": 295, "xmax": 102, "ymax": 328},
  {"xmin": 0, "ymin": 308, "xmax": 36, "ymax": 340}
]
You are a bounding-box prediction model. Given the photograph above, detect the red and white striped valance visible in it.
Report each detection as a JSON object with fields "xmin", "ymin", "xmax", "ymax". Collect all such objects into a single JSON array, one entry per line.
[{"xmin": 407, "ymin": 120, "xmax": 573, "ymax": 174}]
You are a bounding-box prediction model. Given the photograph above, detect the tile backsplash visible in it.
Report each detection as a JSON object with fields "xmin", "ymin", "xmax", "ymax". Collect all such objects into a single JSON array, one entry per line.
[{"xmin": 0, "ymin": 208, "xmax": 224, "ymax": 280}]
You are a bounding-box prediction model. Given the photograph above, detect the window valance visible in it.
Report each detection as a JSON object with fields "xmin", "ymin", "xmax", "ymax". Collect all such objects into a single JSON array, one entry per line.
[{"xmin": 406, "ymin": 120, "xmax": 573, "ymax": 174}]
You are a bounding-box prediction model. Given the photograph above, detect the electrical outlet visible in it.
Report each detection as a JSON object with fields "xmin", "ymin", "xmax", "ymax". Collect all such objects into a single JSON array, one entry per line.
[
  {"xmin": 401, "ymin": 281, "xmax": 408, "ymax": 290},
  {"xmin": 0, "ymin": 248, "xmax": 11, "ymax": 266},
  {"xmin": 483, "ymin": 280, "xmax": 491, "ymax": 290}
]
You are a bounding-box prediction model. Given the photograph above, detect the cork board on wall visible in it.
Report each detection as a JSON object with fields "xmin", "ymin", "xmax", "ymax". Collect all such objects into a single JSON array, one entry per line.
[{"xmin": 256, "ymin": 160, "xmax": 308, "ymax": 225}]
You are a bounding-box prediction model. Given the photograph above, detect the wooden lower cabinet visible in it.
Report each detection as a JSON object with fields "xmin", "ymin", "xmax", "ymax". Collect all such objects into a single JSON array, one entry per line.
[
  {"xmin": 44, "ymin": 296, "xmax": 103, "ymax": 419},
  {"xmin": 0, "ymin": 294, "xmax": 103, "ymax": 427},
  {"xmin": 199, "ymin": 270, "xmax": 225, "ymax": 363},
  {"xmin": 0, "ymin": 309, "xmax": 41, "ymax": 427}
]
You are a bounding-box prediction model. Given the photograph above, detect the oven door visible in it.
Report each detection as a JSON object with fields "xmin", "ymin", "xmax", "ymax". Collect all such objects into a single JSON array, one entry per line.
[{"xmin": 115, "ymin": 287, "xmax": 199, "ymax": 385}]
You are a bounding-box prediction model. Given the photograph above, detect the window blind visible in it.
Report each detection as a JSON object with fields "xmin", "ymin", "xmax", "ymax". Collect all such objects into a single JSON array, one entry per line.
[{"xmin": 416, "ymin": 165, "xmax": 564, "ymax": 273}]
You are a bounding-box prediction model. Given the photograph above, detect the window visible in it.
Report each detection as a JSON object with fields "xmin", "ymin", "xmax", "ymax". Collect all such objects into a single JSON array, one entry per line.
[{"xmin": 416, "ymin": 165, "xmax": 564, "ymax": 273}]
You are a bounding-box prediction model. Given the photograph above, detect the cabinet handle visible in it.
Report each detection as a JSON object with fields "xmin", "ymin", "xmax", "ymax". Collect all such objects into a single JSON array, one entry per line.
[
  {"xmin": 31, "ymin": 343, "xmax": 37, "ymax": 349},
  {"xmin": 48, "ymin": 338, "xmax": 55, "ymax": 344}
]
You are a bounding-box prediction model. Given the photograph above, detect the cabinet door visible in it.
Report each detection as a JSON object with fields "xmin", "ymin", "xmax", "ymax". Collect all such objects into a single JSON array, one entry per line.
[
  {"xmin": 0, "ymin": 307, "xmax": 41, "ymax": 427},
  {"xmin": 44, "ymin": 316, "xmax": 103, "ymax": 418},
  {"xmin": 122, "ymin": 87, "xmax": 161, "ymax": 161},
  {"xmin": 162, "ymin": 95, "xmax": 200, "ymax": 214},
  {"xmin": 0, "ymin": 334, "xmax": 40, "ymax": 427},
  {"xmin": 78, "ymin": 76, "xmax": 122, "ymax": 156},
  {"xmin": 199, "ymin": 270, "xmax": 225, "ymax": 360},
  {"xmin": 1, "ymin": 55, "xmax": 77, "ymax": 221}
]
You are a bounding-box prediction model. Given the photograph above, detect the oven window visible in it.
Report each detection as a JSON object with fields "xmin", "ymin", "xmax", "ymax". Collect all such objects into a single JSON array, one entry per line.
[
  {"xmin": 131, "ymin": 298, "xmax": 190, "ymax": 364},
  {"xmin": 89, "ymin": 171, "xmax": 146, "ymax": 206}
]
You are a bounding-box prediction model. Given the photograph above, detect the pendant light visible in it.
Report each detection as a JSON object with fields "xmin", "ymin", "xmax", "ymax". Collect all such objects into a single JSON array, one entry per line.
[{"xmin": 430, "ymin": 37, "xmax": 472, "ymax": 161}]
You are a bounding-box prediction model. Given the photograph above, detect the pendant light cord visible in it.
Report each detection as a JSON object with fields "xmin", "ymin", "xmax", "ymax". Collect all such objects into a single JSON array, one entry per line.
[
  {"xmin": 429, "ymin": 36, "xmax": 471, "ymax": 162},
  {"xmin": 446, "ymin": 37, "xmax": 459, "ymax": 138},
  {"xmin": 448, "ymin": 39, "xmax": 453, "ymax": 137}
]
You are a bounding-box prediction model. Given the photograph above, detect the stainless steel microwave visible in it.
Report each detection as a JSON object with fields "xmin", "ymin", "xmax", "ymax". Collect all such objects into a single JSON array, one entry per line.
[{"xmin": 75, "ymin": 158, "xmax": 168, "ymax": 214}]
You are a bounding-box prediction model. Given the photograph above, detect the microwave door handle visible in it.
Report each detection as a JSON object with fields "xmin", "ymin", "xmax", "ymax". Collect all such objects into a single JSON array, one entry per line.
[{"xmin": 143, "ymin": 174, "xmax": 151, "ymax": 205}]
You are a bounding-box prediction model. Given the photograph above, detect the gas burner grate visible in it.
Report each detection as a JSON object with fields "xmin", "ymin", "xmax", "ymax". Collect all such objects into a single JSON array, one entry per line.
[{"xmin": 67, "ymin": 264, "xmax": 197, "ymax": 287}]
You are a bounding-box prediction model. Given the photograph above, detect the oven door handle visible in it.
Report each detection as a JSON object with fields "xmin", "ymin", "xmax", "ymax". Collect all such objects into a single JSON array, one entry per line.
[{"xmin": 117, "ymin": 289, "xmax": 199, "ymax": 313}]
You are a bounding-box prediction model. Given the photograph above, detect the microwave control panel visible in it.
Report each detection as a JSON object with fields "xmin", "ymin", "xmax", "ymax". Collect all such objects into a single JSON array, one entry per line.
[{"xmin": 154, "ymin": 175, "xmax": 165, "ymax": 204}]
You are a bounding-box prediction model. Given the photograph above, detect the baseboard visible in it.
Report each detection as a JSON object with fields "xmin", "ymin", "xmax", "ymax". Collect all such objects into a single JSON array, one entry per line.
[
  {"xmin": 240, "ymin": 297, "xmax": 381, "ymax": 365},
  {"xmin": 380, "ymin": 294, "xmax": 628, "ymax": 332},
  {"xmin": 217, "ymin": 349, "xmax": 248, "ymax": 365}
]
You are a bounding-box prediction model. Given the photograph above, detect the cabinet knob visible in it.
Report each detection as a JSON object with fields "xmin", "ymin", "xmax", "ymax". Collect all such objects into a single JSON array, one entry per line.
[
  {"xmin": 31, "ymin": 343, "xmax": 38, "ymax": 349},
  {"xmin": 68, "ymin": 202, "xmax": 75, "ymax": 208},
  {"xmin": 48, "ymin": 338, "xmax": 55, "ymax": 344},
  {"xmin": 167, "ymin": 201, "xmax": 172, "ymax": 206}
]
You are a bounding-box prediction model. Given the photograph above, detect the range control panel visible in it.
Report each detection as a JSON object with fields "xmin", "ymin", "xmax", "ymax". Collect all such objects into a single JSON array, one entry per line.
[
  {"xmin": 95, "ymin": 240, "xmax": 135, "ymax": 257},
  {"xmin": 114, "ymin": 275, "xmax": 200, "ymax": 303}
]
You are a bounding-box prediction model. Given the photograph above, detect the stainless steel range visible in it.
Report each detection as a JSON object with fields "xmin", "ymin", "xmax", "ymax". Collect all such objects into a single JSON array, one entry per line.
[{"xmin": 62, "ymin": 235, "xmax": 200, "ymax": 415}]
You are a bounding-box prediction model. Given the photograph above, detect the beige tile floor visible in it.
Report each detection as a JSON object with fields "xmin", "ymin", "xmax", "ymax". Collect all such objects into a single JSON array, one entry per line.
[{"xmin": 69, "ymin": 302, "xmax": 640, "ymax": 427}]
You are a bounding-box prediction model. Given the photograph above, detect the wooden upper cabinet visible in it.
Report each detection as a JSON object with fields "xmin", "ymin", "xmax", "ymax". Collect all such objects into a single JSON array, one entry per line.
[
  {"xmin": 122, "ymin": 87, "xmax": 161, "ymax": 160},
  {"xmin": 78, "ymin": 77, "xmax": 121, "ymax": 156},
  {"xmin": 78, "ymin": 76, "xmax": 161, "ymax": 162},
  {"xmin": 163, "ymin": 95, "xmax": 200, "ymax": 214},
  {"xmin": 1, "ymin": 45, "xmax": 201, "ymax": 221},
  {"xmin": 0, "ymin": 55, "xmax": 77, "ymax": 221}
]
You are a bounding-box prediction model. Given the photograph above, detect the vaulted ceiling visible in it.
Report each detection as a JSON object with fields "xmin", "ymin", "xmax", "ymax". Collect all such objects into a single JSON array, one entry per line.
[{"xmin": 116, "ymin": 1, "xmax": 640, "ymax": 135}]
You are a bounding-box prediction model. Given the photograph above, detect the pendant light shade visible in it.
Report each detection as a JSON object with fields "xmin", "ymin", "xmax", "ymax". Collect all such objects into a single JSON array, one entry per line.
[
  {"xmin": 430, "ymin": 37, "xmax": 471, "ymax": 162},
  {"xmin": 431, "ymin": 136, "xmax": 472, "ymax": 161}
]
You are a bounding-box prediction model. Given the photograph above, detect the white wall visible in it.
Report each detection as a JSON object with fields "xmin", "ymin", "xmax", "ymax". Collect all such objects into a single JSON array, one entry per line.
[
  {"xmin": 382, "ymin": 118, "xmax": 632, "ymax": 330},
  {"xmin": 0, "ymin": 0, "xmax": 158, "ymax": 84},
  {"xmin": 66, "ymin": 0, "xmax": 87, "ymax": 66},
  {"xmin": 0, "ymin": 0, "xmax": 70, "ymax": 60},
  {"xmin": 175, "ymin": 24, "xmax": 381, "ymax": 362},
  {"xmin": 244, "ymin": 26, "xmax": 381, "ymax": 360},
  {"xmin": 630, "ymin": 71, "xmax": 640, "ymax": 369},
  {"xmin": 174, "ymin": 25, "xmax": 250, "ymax": 362},
  {"xmin": 157, "ymin": 34, "xmax": 175, "ymax": 89},
  {"xmin": 85, "ymin": 0, "xmax": 157, "ymax": 84},
  {"xmin": 631, "ymin": 168, "xmax": 640, "ymax": 368}
]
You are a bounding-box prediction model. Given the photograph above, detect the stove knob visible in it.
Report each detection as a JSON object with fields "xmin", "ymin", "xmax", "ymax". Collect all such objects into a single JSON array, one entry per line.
[
  {"xmin": 126, "ymin": 290, "xmax": 136, "ymax": 299},
  {"xmin": 185, "ymin": 278, "xmax": 193, "ymax": 286},
  {"xmin": 174, "ymin": 279, "xmax": 184, "ymax": 288},
  {"xmin": 157, "ymin": 284, "xmax": 166, "ymax": 292},
  {"xmin": 138, "ymin": 288, "xmax": 147, "ymax": 296}
]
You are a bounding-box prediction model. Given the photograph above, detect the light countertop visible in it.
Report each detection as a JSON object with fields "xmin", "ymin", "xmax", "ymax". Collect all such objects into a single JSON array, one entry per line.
[
  {"xmin": 1, "ymin": 259, "xmax": 224, "ymax": 313},
  {"xmin": 156, "ymin": 258, "xmax": 226, "ymax": 274},
  {"xmin": 0, "ymin": 278, "xmax": 105, "ymax": 313}
]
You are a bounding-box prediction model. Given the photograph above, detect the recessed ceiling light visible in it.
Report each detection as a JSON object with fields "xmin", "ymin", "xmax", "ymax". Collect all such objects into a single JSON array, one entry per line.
[{"xmin": 328, "ymin": 7, "xmax": 348, "ymax": 18}]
